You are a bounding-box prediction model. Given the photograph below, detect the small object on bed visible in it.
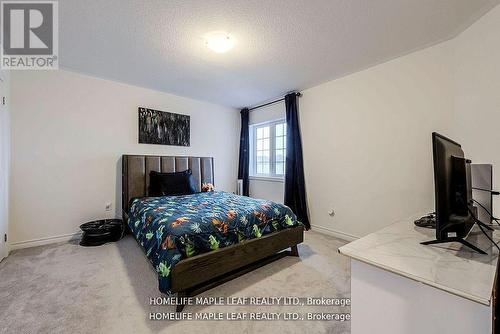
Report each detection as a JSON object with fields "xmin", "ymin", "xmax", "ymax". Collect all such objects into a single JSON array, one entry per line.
[
  {"xmin": 79, "ymin": 219, "xmax": 124, "ymax": 246},
  {"xmin": 201, "ymin": 182, "xmax": 215, "ymax": 192},
  {"xmin": 149, "ymin": 169, "xmax": 197, "ymax": 196}
]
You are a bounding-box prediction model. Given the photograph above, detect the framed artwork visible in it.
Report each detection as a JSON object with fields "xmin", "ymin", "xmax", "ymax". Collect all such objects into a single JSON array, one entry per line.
[{"xmin": 138, "ymin": 107, "xmax": 190, "ymax": 146}]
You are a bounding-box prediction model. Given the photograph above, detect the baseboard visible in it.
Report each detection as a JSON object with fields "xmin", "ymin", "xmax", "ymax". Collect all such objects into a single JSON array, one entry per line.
[
  {"xmin": 9, "ymin": 226, "xmax": 356, "ymax": 250},
  {"xmin": 310, "ymin": 224, "xmax": 360, "ymax": 242},
  {"xmin": 9, "ymin": 231, "xmax": 82, "ymax": 251}
]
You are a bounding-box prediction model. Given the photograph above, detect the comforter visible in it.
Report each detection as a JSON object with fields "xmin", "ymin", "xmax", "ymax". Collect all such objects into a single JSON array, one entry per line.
[{"xmin": 127, "ymin": 191, "xmax": 301, "ymax": 293}]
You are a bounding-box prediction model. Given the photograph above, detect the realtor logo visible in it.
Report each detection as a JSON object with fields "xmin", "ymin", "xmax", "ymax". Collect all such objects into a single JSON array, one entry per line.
[{"xmin": 1, "ymin": 1, "xmax": 58, "ymax": 69}]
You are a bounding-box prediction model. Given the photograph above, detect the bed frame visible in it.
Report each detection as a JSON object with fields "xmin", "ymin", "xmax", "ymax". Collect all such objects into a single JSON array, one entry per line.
[{"xmin": 122, "ymin": 155, "xmax": 304, "ymax": 312}]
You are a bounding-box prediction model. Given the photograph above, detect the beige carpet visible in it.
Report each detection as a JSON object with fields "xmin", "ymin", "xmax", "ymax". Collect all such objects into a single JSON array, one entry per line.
[{"xmin": 0, "ymin": 231, "xmax": 350, "ymax": 334}]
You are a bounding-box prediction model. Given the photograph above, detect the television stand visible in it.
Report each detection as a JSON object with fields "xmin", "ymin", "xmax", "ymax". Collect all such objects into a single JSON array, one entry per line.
[
  {"xmin": 420, "ymin": 237, "xmax": 486, "ymax": 255},
  {"xmin": 339, "ymin": 219, "xmax": 500, "ymax": 334},
  {"xmin": 418, "ymin": 209, "xmax": 493, "ymax": 254}
]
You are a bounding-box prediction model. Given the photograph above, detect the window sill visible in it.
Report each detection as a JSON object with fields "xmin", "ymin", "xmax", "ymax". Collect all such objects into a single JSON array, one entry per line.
[{"xmin": 249, "ymin": 175, "xmax": 285, "ymax": 183}]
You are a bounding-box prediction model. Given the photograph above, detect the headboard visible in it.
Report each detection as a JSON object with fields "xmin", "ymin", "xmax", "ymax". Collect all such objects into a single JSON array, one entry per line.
[{"xmin": 122, "ymin": 155, "xmax": 214, "ymax": 216}]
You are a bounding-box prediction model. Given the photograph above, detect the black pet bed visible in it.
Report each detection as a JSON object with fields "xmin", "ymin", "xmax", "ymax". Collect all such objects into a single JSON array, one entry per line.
[{"xmin": 80, "ymin": 219, "xmax": 123, "ymax": 246}]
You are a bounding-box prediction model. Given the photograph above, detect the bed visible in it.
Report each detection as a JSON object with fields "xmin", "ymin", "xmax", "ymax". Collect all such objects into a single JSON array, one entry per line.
[{"xmin": 122, "ymin": 155, "xmax": 304, "ymax": 311}]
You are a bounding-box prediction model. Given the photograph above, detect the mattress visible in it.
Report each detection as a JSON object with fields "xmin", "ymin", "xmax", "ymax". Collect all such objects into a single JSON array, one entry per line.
[{"xmin": 127, "ymin": 191, "xmax": 301, "ymax": 293}]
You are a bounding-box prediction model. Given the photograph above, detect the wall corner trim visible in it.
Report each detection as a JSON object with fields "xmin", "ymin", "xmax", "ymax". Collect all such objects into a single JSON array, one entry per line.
[
  {"xmin": 310, "ymin": 224, "xmax": 360, "ymax": 242},
  {"xmin": 9, "ymin": 231, "xmax": 82, "ymax": 251}
]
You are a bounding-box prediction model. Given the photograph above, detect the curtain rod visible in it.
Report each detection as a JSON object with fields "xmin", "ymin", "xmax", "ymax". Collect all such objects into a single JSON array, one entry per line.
[{"xmin": 248, "ymin": 92, "xmax": 302, "ymax": 112}]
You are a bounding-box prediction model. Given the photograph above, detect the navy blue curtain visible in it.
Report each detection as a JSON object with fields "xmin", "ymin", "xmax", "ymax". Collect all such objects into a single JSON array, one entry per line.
[
  {"xmin": 284, "ymin": 93, "xmax": 310, "ymax": 229},
  {"xmin": 238, "ymin": 108, "xmax": 250, "ymax": 196}
]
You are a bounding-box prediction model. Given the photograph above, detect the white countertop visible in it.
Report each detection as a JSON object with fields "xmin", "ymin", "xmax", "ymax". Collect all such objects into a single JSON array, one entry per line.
[{"xmin": 339, "ymin": 217, "xmax": 500, "ymax": 306}]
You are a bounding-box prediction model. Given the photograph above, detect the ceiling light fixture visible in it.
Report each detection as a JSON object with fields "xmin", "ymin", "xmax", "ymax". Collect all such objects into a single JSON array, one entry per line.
[{"xmin": 204, "ymin": 31, "xmax": 235, "ymax": 53}]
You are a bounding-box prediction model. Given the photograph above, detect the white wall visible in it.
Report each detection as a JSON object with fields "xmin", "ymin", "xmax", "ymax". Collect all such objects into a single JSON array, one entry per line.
[
  {"xmin": 0, "ymin": 69, "xmax": 10, "ymax": 259},
  {"xmin": 452, "ymin": 5, "xmax": 500, "ymax": 216},
  {"xmin": 248, "ymin": 102, "xmax": 285, "ymax": 203},
  {"xmin": 249, "ymin": 178, "xmax": 284, "ymax": 204},
  {"xmin": 297, "ymin": 5, "xmax": 500, "ymax": 239},
  {"xmin": 242, "ymin": 5, "xmax": 500, "ymax": 240},
  {"xmin": 10, "ymin": 70, "xmax": 239, "ymax": 247},
  {"xmin": 299, "ymin": 42, "xmax": 455, "ymax": 239}
]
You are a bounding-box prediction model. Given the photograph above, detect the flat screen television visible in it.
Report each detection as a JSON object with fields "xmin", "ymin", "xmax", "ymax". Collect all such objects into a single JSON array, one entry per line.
[{"xmin": 421, "ymin": 132, "xmax": 487, "ymax": 254}]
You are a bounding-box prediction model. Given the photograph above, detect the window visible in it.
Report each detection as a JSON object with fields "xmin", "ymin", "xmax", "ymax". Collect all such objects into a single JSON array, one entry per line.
[{"xmin": 250, "ymin": 120, "xmax": 287, "ymax": 178}]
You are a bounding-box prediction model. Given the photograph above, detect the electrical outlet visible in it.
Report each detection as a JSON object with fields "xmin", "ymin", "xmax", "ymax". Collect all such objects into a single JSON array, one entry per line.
[{"xmin": 105, "ymin": 202, "xmax": 112, "ymax": 211}]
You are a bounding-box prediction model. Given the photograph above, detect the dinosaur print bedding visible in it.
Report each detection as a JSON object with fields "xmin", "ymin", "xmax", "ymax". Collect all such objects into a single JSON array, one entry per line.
[{"xmin": 127, "ymin": 191, "xmax": 301, "ymax": 294}]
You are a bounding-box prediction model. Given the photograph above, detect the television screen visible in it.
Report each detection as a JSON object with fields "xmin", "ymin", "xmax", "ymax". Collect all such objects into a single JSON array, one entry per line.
[{"xmin": 432, "ymin": 132, "xmax": 474, "ymax": 241}]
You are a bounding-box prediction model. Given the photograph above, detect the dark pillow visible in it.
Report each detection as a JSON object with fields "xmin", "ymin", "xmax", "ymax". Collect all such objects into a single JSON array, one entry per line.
[{"xmin": 149, "ymin": 169, "xmax": 197, "ymax": 197}]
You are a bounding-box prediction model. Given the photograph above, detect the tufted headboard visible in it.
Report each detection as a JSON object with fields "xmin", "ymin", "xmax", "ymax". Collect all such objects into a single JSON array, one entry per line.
[{"xmin": 121, "ymin": 155, "xmax": 214, "ymax": 216}]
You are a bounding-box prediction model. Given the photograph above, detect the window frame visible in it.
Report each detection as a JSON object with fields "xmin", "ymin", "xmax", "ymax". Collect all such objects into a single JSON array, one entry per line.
[{"xmin": 249, "ymin": 119, "xmax": 287, "ymax": 181}]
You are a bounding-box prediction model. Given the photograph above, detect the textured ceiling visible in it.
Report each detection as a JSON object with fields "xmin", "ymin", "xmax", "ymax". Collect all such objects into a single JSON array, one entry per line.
[{"xmin": 59, "ymin": 0, "xmax": 499, "ymax": 108}]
